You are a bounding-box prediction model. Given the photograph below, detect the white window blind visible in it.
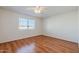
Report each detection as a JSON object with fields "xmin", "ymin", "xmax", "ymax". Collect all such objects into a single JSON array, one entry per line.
[{"xmin": 19, "ymin": 18, "xmax": 35, "ymax": 30}]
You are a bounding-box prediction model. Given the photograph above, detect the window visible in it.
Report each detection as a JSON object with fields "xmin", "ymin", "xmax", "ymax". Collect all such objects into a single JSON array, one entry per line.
[{"xmin": 19, "ymin": 18, "xmax": 35, "ymax": 30}]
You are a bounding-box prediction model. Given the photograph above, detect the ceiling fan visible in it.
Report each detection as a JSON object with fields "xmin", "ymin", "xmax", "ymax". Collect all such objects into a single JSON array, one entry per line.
[{"xmin": 26, "ymin": 6, "xmax": 46, "ymax": 14}]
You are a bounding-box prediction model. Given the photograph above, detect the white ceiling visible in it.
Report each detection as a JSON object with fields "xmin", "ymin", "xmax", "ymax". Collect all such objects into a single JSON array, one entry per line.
[{"xmin": 0, "ymin": 6, "xmax": 77, "ymax": 19}]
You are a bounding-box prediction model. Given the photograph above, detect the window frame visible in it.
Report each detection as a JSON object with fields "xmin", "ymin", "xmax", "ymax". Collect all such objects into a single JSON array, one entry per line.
[{"xmin": 18, "ymin": 18, "xmax": 36, "ymax": 30}]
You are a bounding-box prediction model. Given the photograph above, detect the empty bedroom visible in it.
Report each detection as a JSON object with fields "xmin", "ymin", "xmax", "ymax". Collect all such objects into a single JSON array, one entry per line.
[{"xmin": 0, "ymin": 6, "xmax": 78, "ymax": 53}]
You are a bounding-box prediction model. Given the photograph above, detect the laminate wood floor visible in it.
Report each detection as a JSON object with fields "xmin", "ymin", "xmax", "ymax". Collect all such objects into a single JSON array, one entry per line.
[{"xmin": 0, "ymin": 35, "xmax": 79, "ymax": 53}]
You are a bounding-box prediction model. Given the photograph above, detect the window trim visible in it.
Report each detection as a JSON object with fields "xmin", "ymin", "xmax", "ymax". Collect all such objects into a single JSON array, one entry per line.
[{"xmin": 19, "ymin": 18, "xmax": 35, "ymax": 30}]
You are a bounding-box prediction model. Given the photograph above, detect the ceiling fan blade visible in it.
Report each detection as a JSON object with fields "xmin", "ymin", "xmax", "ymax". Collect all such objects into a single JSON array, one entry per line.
[{"xmin": 26, "ymin": 7, "xmax": 35, "ymax": 10}]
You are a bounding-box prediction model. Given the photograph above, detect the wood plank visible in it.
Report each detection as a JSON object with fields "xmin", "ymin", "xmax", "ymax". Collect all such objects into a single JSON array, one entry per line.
[{"xmin": 0, "ymin": 35, "xmax": 78, "ymax": 53}]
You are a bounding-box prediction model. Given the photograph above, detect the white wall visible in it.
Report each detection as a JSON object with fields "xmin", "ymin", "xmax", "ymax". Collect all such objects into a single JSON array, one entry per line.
[
  {"xmin": 0, "ymin": 9, "xmax": 43, "ymax": 43},
  {"xmin": 0, "ymin": 10, "xmax": 4, "ymax": 40},
  {"xmin": 0, "ymin": 8, "xmax": 78, "ymax": 43},
  {"xmin": 43, "ymin": 11, "xmax": 78, "ymax": 43},
  {"xmin": 78, "ymin": 7, "xmax": 79, "ymax": 44}
]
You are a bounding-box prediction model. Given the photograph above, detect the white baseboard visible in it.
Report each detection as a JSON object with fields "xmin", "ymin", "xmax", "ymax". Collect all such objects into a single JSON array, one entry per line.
[
  {"xmin": 0, "ymin": 34, "xmax": 41, "ymax": 43},
  {"xmin": 43, "ymin": 33, "xmax": 78, "ymax": 43}
]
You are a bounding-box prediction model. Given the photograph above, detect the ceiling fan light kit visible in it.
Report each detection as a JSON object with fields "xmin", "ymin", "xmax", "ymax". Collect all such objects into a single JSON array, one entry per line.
[{"xmin": 34, "ymin": 6, "xmax": 45, "ymax": 14}]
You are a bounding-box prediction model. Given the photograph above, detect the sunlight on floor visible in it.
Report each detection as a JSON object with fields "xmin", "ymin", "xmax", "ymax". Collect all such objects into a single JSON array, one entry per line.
[{"xmin": 16, "ymin": 43, "xmax": 36, "ymax": 53}]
